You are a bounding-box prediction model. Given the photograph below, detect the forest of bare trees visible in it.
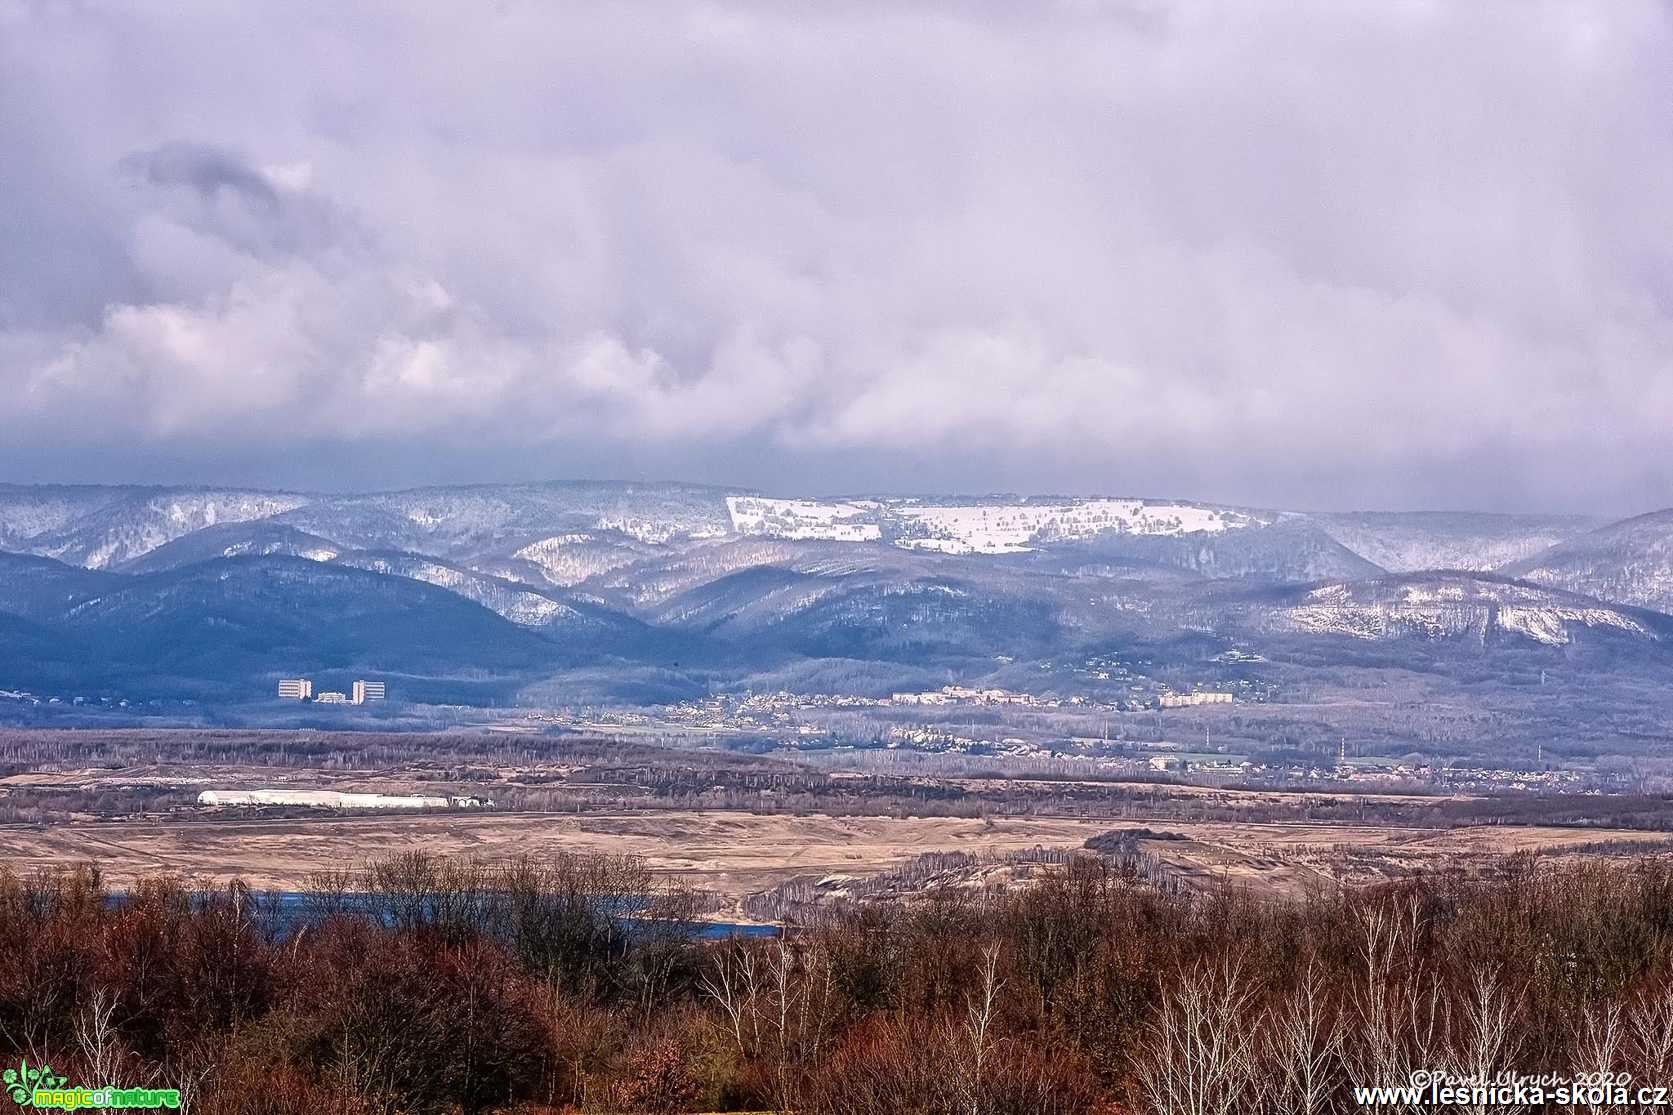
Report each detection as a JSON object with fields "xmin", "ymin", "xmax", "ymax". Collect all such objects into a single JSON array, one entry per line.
[{"xmin": 5, "ymin": 851, "xmax": 1673, "ymax": 1113}]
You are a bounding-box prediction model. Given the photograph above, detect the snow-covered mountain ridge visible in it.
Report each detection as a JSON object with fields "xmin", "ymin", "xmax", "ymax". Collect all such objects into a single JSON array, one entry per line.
[
  {"xmin": 1269, "ymin": 574, "xmax": 1660, "ymax": 646},
  {"xmin": 0, "ymin": 483, "xmax": 1662, "ymax": 628},
  {"xmin": 3, "ymin": 485, "xmax": 1673, "ymax": 709}
]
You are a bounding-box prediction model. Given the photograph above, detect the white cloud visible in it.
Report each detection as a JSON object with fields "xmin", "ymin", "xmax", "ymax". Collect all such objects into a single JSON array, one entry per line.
[{"xmin": 1, "ymin": 0, "xmax": 1670, "ymax": 509}]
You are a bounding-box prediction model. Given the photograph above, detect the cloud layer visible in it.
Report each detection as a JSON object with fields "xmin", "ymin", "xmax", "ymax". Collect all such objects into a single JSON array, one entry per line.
[{"xmin": 2, "ymin": 0, "xmax": 1671, "ymax": 510}]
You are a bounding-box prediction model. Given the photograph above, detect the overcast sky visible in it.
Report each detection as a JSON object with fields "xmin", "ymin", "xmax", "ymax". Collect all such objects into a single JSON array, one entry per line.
[{"xmin": 2, "ymin": 1, "xmax": 1670, "ymax": 511}]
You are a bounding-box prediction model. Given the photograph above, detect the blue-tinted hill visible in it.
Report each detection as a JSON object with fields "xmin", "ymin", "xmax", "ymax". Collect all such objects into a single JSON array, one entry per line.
[
  {"xmin": 0, "ymin": 552, "xmax": 125, "ymax": 621},
  {"xmin": 17, "ymin": 555, "xmax": 561, "ymax": 700}
]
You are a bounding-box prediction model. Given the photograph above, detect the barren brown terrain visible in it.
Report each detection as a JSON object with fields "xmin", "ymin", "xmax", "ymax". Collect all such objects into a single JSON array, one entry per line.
[
  {"xmin": 7, "ymin": 731, "xmax": 1672, "ymax": 916},
  {"xmin": 0, "ymin": 812, "xmax": 1116, "ymax": 898},
  {"xmin": 6, "ymin": 809, "xmax": 1667, "ymax": 914}
]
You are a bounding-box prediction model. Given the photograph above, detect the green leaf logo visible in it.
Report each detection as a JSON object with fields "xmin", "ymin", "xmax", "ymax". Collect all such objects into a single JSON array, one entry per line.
[
  {"xmin": 6, "ymin": 1060, "xmax": 69, "ymax": 1105},
  {"xmin": 6, "ymin": 1059, "xmax": 29, "ymax": 1105}
]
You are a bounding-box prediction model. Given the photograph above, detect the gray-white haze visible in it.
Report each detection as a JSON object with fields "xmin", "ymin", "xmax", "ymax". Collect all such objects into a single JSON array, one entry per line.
[{"xmin": 1, "ymin": 0, "xmax": 1670, "ymax": 512}]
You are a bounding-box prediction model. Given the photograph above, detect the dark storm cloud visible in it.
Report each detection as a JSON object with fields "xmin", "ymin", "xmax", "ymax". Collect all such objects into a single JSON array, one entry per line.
[
  {"xmin": 1, "ymin": 0, "xmax": 1671, "ymax": 511},
  {"xmin": 122, "ymin": 143, "xmax": 281, "ymax": 210},
  {"xmin": 118, "ymin": 142, "xmax": 364, "ymax": 264}
]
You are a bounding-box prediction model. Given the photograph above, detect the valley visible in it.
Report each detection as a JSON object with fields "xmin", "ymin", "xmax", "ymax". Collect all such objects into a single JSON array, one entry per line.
[{"xmin": 5, "ymin": 726, "xmax": 1672, "ymax": 919}]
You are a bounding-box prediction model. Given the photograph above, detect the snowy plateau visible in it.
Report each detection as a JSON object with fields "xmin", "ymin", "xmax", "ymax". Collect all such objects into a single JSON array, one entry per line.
[{"xmin": 726, "ymin": 496, "xmax": 1261, "ymax": 553}]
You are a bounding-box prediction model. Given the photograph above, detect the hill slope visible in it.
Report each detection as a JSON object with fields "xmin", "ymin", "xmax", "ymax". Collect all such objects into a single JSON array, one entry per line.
[
  {"xmin": 1504, "ymin": 511, "xmax": 1673, "ymax": 613},
  {"xmin": 116, "ymin": 522, "xmax": 345, "ymax": 573},
  {"xmin": 52, "ymin": 556, "xmax": 560, "ymax": 697},
  {"xmin": 1253, "ymin": 572, "xmax": 1668, "ymax": 647},
  {"xmin": 1308, "ymin": 512, "xmax": 1599, "ymax": 572}
]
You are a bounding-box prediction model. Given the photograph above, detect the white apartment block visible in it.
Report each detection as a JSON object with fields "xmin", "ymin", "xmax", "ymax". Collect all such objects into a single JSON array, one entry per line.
[
  {"xmin": 277, "ymin": 678, "xmax": 313, "ymax": 700},
  {"xmin": 352, "ymin": 680, "xmax": 386, "ymax": 704}
]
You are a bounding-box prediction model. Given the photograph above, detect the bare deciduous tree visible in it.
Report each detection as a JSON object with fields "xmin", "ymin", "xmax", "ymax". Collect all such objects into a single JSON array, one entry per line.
[
  {"xmin": 72, "ymin": 987, "xmax": 121, "ymax": 1087},
  {"xmin": 698, "ymin": 939, "xmax": 761, "ymax": 1058},
  {"xmin": 1627, "ymin": 980, "xmax": 1673, "ymax": 1111},
  {"xmin": 1132, "ymin": 955, "xmax": 1261, "ymax": 1115},
  {"xmin": 1446, "ymin": 967, "xmax": 1526, "ymax": 1115},
  {"xmin": 959, "ymin": 940, "xmax": 1004, "ymax": 1115},
  {"xmin": 1570, "ymin": 1001, "xmax": 1628, "ymax": 1115},
  {"xmin": 1343, "ymin": 894, "xmax": 1444, "ymax": 1115},
  {"xmin": 1261, "ymin": 960, "xmax": 1341, "ymax": 1115}
]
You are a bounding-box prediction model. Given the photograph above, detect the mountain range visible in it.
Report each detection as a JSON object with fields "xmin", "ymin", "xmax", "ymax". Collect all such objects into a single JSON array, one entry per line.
[{"xmin": 1, "ymin": 482, "xmax": 1670, "ymax": 717}]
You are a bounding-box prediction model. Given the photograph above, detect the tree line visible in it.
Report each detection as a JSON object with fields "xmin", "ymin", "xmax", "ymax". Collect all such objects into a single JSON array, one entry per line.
[{"xmin": 4, "ymin": 851, "xmax": 1673, "ymax": 1112}]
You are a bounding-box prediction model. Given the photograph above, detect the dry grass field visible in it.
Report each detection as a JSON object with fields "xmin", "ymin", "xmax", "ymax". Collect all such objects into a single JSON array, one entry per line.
[
  {"xmin": 5, "ymin": 809, "xmax": 1667, "ymax": 912},
  {"xmin": 6, "ymin": 735, "xmax": 1669, "ymax": 911},
  {"xmin": 0, "ymin": 812, "xmax": 1113, "ymax": 898}
]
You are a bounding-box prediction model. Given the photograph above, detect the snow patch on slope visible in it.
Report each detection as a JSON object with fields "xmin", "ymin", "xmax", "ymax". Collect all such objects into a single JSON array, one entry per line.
[
  {"xmin": 599, "ymin": 514, "xmax": 725, "ymax": 544},
  {"xmin": 727, "ymin": 497, "xmax": 882, "ymax": 542},
  {"xmin": 222, "ymin": 541, "xmax": 338, "ymax": 562},
  {"xmin": 72, "ymin": 493, "xmax": 311, "ymax": 568},
  {"xmin": 350, "ymin": 555, "xmax": 574, "ymax": 626},
  {"xmin": 512, "ymin": 534, "xmax": 651, "ymax": 587},
  {"xmin": 1282, "ymin": 577, "xmax": 1651, "ymax": 645}
]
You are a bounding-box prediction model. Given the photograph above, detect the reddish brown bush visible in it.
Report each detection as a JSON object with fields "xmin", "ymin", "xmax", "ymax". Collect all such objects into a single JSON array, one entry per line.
[
  {"xmin": 3, "ymin": 853, "xmax": 1673, "ymax": 1113},
  {"xmin": 613, "ymin": 1038, "xmax": 703, "ymax": 1113}
]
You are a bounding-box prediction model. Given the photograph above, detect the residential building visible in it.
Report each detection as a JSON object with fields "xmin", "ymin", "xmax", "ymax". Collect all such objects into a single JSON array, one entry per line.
[
  {"xmin": 352, "ymin": 680, "xmax": 386, "ymax": 704},
  {"xmin": 1158, "ymin": 691, "xmax": 1233, "ymax": 708},
  {"xmin": 278, "ymin": 678, "xmax": 313, "ymax": 700}
]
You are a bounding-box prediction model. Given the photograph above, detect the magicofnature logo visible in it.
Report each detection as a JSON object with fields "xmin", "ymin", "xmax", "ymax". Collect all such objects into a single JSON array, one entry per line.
[{"xmin": 4, "ymin": 1060, "xmax": 180, "ymax": 1110}]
